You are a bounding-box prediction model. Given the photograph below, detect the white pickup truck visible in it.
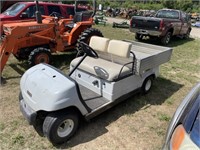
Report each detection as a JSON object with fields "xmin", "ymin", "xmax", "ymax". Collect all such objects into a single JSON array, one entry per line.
[{"xmin": 19, "ymin": 36, "xmax": 173, "ymax": 145}]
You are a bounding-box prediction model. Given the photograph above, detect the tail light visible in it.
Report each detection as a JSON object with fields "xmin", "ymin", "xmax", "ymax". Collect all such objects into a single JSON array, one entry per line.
[
  {"xmin": 159, "ymin": 19, "xmax": 164, "ymax": 31},
  {"xmin": 170, "ymin": 125, "xmax": 185, "ymax": 150},
  {"xmin": 130, "ymin": 19, "xmax": 137, "ymax": 27}
]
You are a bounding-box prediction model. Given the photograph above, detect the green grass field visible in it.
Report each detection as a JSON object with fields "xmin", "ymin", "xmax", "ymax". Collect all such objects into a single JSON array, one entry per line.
[{"xmin": 0, "ymin": 25, "xmax": 200, "ymax": 149}]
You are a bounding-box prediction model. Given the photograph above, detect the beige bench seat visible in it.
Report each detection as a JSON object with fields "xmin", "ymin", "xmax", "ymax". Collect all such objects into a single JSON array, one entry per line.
[
  {"xmin": 71, "ymin": 57, "xmax": 131, "ymax": 81},
  {"xmin": 70, "ymin": 36, "xmax": 133, "ymax": 81}
]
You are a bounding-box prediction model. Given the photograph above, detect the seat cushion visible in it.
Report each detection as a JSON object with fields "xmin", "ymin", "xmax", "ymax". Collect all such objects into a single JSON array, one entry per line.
[
  {"xmin": 70, "ymin": 57, "xmax": 132, "ymax": 81},
  {"xmin": 107, "ymin": 40, "xmax": 132, "ymax": 58},
  {"xmin": 89, "ymin": 36, "xmax": 110, "ymax": 52}
]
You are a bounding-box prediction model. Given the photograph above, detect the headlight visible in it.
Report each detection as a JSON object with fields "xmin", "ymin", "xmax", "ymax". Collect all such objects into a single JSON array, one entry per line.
[
  {"xmin": 3, "ymin": 26, "xmax": 12, "ymax": 34},
  {"xmin": 170, "ymin": 125, "xmax": 185, "ymax": 150}
]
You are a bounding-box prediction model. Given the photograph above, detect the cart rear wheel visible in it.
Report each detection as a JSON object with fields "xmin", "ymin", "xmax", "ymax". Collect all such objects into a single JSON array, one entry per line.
[
  {"xmin": 141, "ymin": 76, "xmax": 153, "ymax": 94},
  {"xmin": 43, "ymin": 112, "xmax": 79, "ymax": 145},
  {"xmin": 28, "ymin": 47, "xmax": 51, "ymax": 66},
  {"xmin": 76, "ymin": 28, "xmax": 103, "ymax": 56}
]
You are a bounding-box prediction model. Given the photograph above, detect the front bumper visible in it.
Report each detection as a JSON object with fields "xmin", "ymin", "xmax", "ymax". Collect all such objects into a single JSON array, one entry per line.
[{"xmin": 20, "ymin": 99, "xmax": 37, "ymax": 125}]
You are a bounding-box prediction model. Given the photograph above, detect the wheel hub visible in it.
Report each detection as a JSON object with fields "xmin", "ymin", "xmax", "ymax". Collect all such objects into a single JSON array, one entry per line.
[
  {"xmin": 35, "ymin": 53, "xmax": 49, "ymax": 64},
  {"xmin": 57, "ymin": 119, "xmax": 74, "ymax": 137}
]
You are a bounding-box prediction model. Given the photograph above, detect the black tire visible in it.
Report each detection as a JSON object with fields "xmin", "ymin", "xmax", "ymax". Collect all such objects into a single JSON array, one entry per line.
[
  {"xmin": 112, "ymin": 22, "xmax": 116, "ymax": 28},
  {"xmin": 184, "ymin": 29, "xmax": 191, "ymax": 39},
  {"xmin": 161, "ymin": 32, "xmax": 171, "ymax": 45},
  {"xmin": 43, "ymin": 112, "xmax": 79, "ymax": 145},
  {"xmin": 141, "ymin": 76, "xmax": 153, "ymax": 95},
  {"xmin": 28, "ymin": 47, "xmax": 51, "ymax": 66},
  {"xmin": 76, "ymin": 28, "xmax": 103, "ymax": 55},
  {"xmin": 135, "ymin": 33, "xmax": 143, "ymax": 41}
]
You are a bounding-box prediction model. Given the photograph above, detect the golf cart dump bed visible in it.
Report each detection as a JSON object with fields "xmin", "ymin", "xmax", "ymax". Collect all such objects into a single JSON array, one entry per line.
[{"xmin": 125, "ymin": 40, "xmax": 173, "ymax": 75}]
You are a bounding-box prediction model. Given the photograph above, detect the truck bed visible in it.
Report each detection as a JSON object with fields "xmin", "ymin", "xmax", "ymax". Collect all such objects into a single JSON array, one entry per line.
[{"xmin": 125, "ymin": 40, "xmax": 173, "ymax": 75}]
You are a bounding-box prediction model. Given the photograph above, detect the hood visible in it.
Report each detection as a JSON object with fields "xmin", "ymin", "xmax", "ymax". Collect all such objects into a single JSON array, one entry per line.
[{"xmin": 0, "ymin": 13, "xmax": 15, "ymax": 21}]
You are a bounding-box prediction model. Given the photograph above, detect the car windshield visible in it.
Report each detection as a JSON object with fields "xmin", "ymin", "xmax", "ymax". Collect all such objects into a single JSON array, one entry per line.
[
  {"xmin": 3, "ymin": 3, "xmax": 26, "ymax": 16},
  {"xmin": 156, "ymin": 10, "xmax": 179, "ymax": 19}
]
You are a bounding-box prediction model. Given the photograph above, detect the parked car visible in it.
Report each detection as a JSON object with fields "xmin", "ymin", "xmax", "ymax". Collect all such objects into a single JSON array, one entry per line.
[
  {"xmin": 0, "ymin": 2, "xmax": 87, "ymax": 35},
  {"xmin": 0, "ymin": 2, "xmax": 87, "ymax": 21},
  {"xmin": 162, "ymin": 82, "xmax": 200, "ymax": 150},
  {"xmin": 130, "ymin": 9, "xmax": 192, "ymax": 45}
]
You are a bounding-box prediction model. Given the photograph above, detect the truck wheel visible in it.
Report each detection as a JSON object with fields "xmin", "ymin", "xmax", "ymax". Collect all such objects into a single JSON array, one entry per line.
[
  {"xmin": 28, "ymin": 47, "xmax": 51, "ymax": 66},
  {"xmin": 135, "ymin": 33, "xmax": 143, "ymax": 41},
  {"xmin": 76, "ymin": 28, "xmax": 103, "ymax": 56},
  {"xmin": 43, "ymin": 112, "xmax": 79, "ymax": 145},
  {"xmin": 161, "ymin": 32, "xmax": 171, "ymax": 45},
  {"xmin": 141, "ymin": 76, "xmax": 153, "ymax": 94},
  {"xmin": 184, "ymin": 29, "xmax": 191, "ymax": 39}
]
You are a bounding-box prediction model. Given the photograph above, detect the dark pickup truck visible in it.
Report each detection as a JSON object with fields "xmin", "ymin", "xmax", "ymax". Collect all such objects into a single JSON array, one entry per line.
[{"xmin": 130, "ymin": 9, "xmax": 192, "ymax": 45}]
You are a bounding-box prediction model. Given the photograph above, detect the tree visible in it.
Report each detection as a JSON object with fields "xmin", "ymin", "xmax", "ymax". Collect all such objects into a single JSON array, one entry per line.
[{"xmin": 161, "ymin": 0, "xmax": 177, "ymax": 9}]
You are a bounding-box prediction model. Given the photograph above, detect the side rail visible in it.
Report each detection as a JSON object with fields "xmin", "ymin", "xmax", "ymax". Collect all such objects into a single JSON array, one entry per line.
[{"xmin": 115, "ymin": 51, "xmax": 136, "ymax": 81}]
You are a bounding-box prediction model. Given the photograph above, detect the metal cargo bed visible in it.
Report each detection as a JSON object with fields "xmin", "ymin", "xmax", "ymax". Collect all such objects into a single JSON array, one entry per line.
[{"xmin": 125, "ymin": 40, "xmax": 173, "ymax": 75}]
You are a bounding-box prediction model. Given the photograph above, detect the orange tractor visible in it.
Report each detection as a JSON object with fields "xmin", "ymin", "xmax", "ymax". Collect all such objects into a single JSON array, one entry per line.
[{"xmin": 0, "ymin": 0, "xmax": 103, "ymax": 75}]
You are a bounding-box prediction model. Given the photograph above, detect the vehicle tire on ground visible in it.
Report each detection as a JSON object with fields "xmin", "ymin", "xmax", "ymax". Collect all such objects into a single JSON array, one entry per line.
[
  {"xmin": 28, "ymin": 47, "xmax": 51, "ymax": 66},
  {"xmin": 184, "ymin": 29, "xmax": 191, "ymax": 39},
  {"xmin": 135, "ymin": 33, "xmax": 143, "ymax": 41},
  {"xmin": 43, "ymin": 112, "xmax": 79, "ymax": 145},
  {"xmin": 76, "ymin": 28, "xmax": 103, "ymax": 56},
  {"xmin": 161, "ymin": 32, "xmax": 171, "ymax": 45},
  {"xmin": 141, "ymin": 76, "xmax": 153, "ymax": 94}
]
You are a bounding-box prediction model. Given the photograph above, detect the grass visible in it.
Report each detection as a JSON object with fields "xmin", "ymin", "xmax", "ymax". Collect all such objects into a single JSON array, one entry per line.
[{"xmin": 0, "ymin": 24, "xmax": 200, "ymax": 149}]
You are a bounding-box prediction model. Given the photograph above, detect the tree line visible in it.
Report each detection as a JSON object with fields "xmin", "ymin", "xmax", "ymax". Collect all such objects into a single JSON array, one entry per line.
[{"xmin": 96, "ymin": 0, "xmax": 200, "ymax": 12}]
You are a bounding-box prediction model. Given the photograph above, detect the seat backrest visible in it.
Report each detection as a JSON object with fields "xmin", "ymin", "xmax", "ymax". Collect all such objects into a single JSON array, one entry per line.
[
  {"xmin": 107, "ymin": 40, "xmax": 132, "ymax": 58},
  {"xmin": 89, "ymin": 36, "xmax": 110, "ymax": 52}
]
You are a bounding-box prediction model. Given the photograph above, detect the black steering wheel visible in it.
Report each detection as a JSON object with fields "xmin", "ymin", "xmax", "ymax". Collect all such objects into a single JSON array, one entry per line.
[{"xmin": 79, "ymin": 42, "xmax": 98, "ymax": 58}]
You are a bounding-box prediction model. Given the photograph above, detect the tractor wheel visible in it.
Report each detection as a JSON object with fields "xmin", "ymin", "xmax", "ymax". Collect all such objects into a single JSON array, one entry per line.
[
  {"xmin": 28, "ymin": 47, "xmax": 51, "ymax": 66},
  {"xmin": 43, "ymin": 112, "xmax": 79, "ymax": 145},
  {"xmin": 76, "ymin": 28, "xmax": 103, "ymax": 56}
]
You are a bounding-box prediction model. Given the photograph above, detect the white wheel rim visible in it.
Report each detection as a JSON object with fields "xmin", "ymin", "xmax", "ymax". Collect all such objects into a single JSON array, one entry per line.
[
  {"xmin": 57, "ymin": 119, "xmax": 74, "ymax": 137},
  {"xmin": 145, "ymin": 79, "xmax": 152, "ymax": 92}
]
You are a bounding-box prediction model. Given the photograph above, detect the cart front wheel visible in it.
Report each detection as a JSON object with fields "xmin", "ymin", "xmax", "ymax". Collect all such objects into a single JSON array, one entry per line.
[{"xmin": 43, "ymin": 112, "xmax": 79, "ymax": 145}]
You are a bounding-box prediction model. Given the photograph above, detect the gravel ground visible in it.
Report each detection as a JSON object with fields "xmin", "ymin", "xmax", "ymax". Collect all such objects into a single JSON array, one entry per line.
[{"xmin": 106, "ymin": 17, "xmax": 200, "ymax": 38}]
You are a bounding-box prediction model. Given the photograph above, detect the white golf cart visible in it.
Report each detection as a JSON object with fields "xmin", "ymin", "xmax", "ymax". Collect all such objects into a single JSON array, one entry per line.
[{"xmin": 19, "ymin": 36, "xmax": 172, "ymax": 145}]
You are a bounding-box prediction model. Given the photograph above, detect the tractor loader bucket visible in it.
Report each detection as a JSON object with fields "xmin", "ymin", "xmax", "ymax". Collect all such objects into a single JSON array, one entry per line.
[{"xmin": 0, "ymin": 35, "xmax": 15, "ymax": 74}]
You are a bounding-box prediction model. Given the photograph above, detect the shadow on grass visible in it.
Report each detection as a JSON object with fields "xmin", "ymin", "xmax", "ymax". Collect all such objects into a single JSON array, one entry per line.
[
  {"xmin": 2, "ymin": 52, "xmax": 77, "ymax": 82},
  {"xmin": 138, "ymin": 37, "xmax": 195, "ymax": 47},
  {"xmin": 58, "ymin": 77, "xmax": 183, "ymax": 148}
]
